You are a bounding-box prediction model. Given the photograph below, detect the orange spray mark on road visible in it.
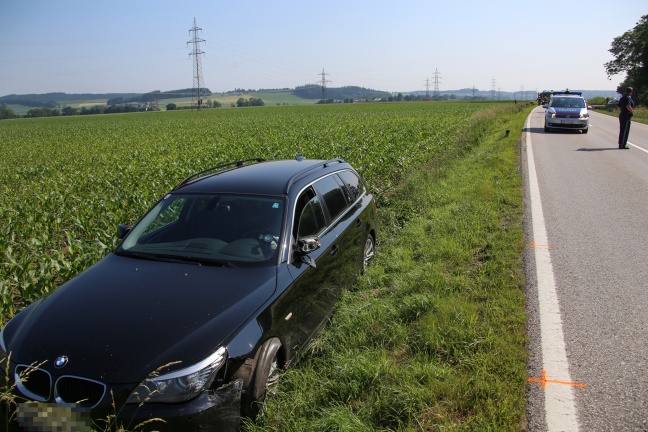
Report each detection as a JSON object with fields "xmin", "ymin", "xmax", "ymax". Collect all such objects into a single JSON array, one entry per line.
[
  {"xmin": 525, "ymin": 242, "xmax": 555, "ymax": 249},
  {"xmin": 528, "ymin": 370, "xmax": 586, "ymax": 389}
]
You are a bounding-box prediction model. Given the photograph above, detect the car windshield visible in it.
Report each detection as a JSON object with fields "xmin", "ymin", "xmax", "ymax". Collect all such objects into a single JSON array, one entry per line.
[
  {"xmin": 551, "ymin": 97, "xmax": 585, "ymax": 108},
  {"xmin": 118, "ymin": 193, "xmax": 285, "ymax": 266}
]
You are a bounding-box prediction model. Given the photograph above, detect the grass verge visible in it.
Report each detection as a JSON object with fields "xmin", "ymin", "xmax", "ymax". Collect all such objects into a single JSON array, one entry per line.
[
  {"xmin": 248, "ymin": 104, "xmax": 531, "ymax": 431},
  {"xmin": 592, "ymin": 105, "xmax": 648, "ymax": 125}
]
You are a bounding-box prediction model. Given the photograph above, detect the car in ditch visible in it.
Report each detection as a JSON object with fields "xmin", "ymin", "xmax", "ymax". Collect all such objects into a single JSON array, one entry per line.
[
  {"xmin": 0, "ymin": 157, "xmax": 377, "ymax": 431},
  {"xmin": 543, "ymin": 91, "xmax": 589, "ymax": 133}
]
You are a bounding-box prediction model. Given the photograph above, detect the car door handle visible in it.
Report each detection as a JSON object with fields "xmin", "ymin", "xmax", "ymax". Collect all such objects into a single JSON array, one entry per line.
[
  {"xmin": 355, "ymin": 218, "xmax": 362, "ymax": 228},
  {"xmin": 330, "ymin": 245, "xmax": 339, "ymax": 255}
]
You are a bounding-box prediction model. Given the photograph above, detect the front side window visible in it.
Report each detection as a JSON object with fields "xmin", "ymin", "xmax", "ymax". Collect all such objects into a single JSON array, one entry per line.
[
  {"xmin": 141, "ymin": 197, "xmax": 186, "ymax": 236},
  {"xmin": 294, "ymin": 189, "xmax": 326, "ymax": 238}
]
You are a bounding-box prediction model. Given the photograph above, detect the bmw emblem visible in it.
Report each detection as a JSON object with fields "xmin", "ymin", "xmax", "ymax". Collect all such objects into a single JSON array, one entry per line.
[{"xmin": 54, "ymin": 355, "xmax": 68, "ymax": 368}]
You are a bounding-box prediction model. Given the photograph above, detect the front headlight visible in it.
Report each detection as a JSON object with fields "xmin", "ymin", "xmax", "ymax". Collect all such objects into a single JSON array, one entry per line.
[
  {"xmin": 580, "ymin": 113, "xmax": 589, "ymax": 119},
  {"xmin": 126, "ymin": 347, "xmax": 227, "ymax": 404}
]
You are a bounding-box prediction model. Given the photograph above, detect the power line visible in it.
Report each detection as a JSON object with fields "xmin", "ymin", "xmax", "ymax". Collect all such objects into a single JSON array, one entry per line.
[{"xmin": 187, "ymin": 18, "xmax": 206, "ymax": 110}]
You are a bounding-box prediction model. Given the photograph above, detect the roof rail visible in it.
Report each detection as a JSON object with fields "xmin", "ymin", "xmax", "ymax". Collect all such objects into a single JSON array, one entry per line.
[
  {"xmin": 284, "ymin": 158, "xmax": 345, "ymax": 193},
  {"xmin": 173, "ymin": 158, "xmax": 266, "ymax": 190}
]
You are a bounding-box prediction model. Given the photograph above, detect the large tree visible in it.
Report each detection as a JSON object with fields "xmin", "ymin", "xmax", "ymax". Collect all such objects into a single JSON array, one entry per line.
[{"xmin": 604, "ymin": 15, "xmax": 648, "ymax": 105}]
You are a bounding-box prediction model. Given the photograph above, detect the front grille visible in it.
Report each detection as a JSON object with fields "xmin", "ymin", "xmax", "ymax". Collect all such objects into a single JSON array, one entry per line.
[
  {"xmin": 14, "ymin": 365, "xmax": 107, "ymax": 409},
  {"xmin": 15, "ymin": 365, "xmax": 51, "ymax": 401},
  {"xmin": 55, "ymin": 376, "xmax": 106, "ymax": 408}
]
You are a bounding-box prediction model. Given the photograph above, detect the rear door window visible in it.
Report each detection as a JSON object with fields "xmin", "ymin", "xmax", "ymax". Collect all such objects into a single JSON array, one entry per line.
[
  {"xmin": 336, "ymin": 170, "xmax": 366, "ymax": 203},
  {"xmin": 312, "ymin": 175, "xmax": 348, "ymax": 222}
]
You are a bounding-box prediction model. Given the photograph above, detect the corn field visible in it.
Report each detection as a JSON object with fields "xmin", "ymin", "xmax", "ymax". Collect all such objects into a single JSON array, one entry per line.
[{"xmin": 0, "ymin": 102, "xmax": 488, "ymax": 324}]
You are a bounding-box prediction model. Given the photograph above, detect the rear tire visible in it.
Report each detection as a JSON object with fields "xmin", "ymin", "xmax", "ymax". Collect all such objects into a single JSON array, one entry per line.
[{"xmin": 362, "ymin": 234, "xmax": 375, "ymax": 274}]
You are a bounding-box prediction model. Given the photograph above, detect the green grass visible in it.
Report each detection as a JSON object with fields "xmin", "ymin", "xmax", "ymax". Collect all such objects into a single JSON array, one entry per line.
[
  {"xmin": 593, "ymin": 105, "xmax": 648, "ymax": 125},
  {"xmin": 248, "ymin": 104, "xmax": 530, "ymax": 431}
]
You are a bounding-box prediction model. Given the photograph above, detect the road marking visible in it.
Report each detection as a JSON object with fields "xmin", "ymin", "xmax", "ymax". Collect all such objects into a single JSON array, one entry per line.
[
  {"xmin": 629, "ymin": 142, "xmax": 648, "ymax": 154},
  {"xmin": 526, "ymin": 112, "xmax": 580, "ymax": 431},
  {"xmin": 528, "ymin": 370, "xmax": 587, "ymax": 389}
]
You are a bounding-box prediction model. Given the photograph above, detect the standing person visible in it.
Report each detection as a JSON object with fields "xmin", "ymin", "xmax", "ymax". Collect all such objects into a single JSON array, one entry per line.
[{"xmin": 618, "ymin": 87, "xmax": 634, "ymax": 149}]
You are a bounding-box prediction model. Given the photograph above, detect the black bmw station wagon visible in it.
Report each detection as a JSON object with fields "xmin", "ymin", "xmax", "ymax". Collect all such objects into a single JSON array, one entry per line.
[{"xmin": 0, "ymin": 157, "xmax": 377, "ymax": 431}]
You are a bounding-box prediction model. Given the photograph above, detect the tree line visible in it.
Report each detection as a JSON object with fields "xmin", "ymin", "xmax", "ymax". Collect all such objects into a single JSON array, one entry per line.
[
  {"xmin": 0, "ymin": 92, "xmax": 141, "ymax": 108},
  {"xmin": 0, "ymin": 104, "xmax": 159, "ymax": 119}
]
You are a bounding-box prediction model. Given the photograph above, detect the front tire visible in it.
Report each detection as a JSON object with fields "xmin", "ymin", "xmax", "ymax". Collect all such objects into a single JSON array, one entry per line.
[{"xmin": 244, "ymin": 338, "xmax": 282, "ymax": 419}]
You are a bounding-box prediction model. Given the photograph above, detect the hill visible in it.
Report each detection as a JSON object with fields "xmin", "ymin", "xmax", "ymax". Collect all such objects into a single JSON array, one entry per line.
[
  {"xmin": 1, "ymin": 85, "xmax": 387, "ymax": 114},
  {"xmin": 0, "ymin": 89, "xmax": 214, "ymax": 109},
  {"xmin": 293, "ymin": 84, "xmax": 390, "ymax": 100}
]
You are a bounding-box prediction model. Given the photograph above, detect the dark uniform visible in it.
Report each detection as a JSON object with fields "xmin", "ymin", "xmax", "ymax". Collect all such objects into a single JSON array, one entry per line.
[{"xmin": 618, "ymin": 93, "xmax": 634, "ymax": 149}]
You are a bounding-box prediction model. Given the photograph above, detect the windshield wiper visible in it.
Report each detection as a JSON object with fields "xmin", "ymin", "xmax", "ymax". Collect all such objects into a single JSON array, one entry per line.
[
  {"xmin": 115, "ymin": 250, "xmax": 235, "ymax": 267},
  {"xmin": 177, "ymin": 256, "xmax": 236, "ymax": 267},
  {"xmin": 114, "ymin": 250, "xmax": 201, "ymax": 265}
]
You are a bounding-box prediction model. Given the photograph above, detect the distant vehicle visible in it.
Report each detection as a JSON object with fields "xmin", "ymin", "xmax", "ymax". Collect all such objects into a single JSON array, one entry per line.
[
  {"xmin": 544, "ymin": 91, "xmax": 589, "ymax": 133},
  {"xmin": 608, "ymin": 99, "xmax": 619, "ymax": 105},
  {"xmin": 538, "ymin": 90, "xmax": 553, "ymax": 106},
  {"xmin": 0, "ymin": 157, "xmax": 378, "ymax": 431}
]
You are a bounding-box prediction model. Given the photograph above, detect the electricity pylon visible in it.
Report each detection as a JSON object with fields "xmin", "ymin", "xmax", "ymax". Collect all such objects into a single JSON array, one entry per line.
[
  {"xmin": 318, "ymin": 68, "xmax": 331, "ymax": 101},
  {"xmin": 187, "ymin": 18, "xmax": 206, "ymax": 110}
]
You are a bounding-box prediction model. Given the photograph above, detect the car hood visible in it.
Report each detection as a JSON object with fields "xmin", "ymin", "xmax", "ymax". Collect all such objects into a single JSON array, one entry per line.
[{"xmin": 3, "ymin": 253, "xmax": 276, "ymax": 384}]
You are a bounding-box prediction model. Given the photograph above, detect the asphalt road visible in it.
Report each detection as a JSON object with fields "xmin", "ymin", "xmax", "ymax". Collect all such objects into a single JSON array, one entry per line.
[{"xmin": 523, "ymin": 107, "xmax": 648, "ymax": 432}]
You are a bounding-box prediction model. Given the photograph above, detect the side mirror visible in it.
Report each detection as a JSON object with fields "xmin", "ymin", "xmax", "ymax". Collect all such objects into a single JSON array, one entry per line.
[
  {"xmin": 296, "ymin": 236, "xmax": 321, "ymax": 254},
  {"xmin": 117, "ymin": 224, "xmax": 131, "ymax": 239},
  {"xmin": 295, "ymin": 236, "xmax": 321, "ymax": 268}
]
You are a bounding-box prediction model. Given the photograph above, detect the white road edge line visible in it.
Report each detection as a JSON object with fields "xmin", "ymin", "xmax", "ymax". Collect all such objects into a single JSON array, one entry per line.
[
  {"xmin": 590, "ymin": 118, "xmax": 646, "ymax": 153},
  {"xmin": 526, "ymin": 111, "xmax": 580, "ymax": 431},
  {"xmin": 629, "ymin": 142, "xmax": 648, "ymax": 154}
]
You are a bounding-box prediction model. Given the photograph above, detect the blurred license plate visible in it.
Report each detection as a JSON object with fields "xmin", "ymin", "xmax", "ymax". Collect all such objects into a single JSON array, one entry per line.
[
  {"xmin": 17, "ymin": 401, "xmax": 92, "ymax": 430},
  {"xmin": 563, "ymin": 120, "xmax": 575, "ymax": 124}
]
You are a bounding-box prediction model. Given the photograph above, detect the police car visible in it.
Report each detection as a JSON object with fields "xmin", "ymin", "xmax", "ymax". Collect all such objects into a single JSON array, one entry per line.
[{"xmin": 544, "ymin": 91, "xmax": 589, "ymax": 133}]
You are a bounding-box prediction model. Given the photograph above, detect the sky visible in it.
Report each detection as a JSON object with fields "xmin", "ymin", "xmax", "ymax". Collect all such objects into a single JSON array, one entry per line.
[{"xmin": 0, "ymin": 1, "xmax": 645, "ymax": 97}]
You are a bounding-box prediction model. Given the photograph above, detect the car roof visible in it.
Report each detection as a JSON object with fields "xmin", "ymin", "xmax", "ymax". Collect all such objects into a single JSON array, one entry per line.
[{"xmin": 173, "ymin": 157, "xmax": 350, "ymax": 196}]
